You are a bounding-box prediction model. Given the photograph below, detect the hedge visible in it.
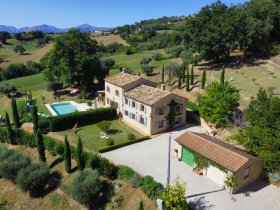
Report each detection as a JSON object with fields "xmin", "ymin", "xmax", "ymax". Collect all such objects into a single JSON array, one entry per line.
[
  {"xmin": 98, "ymin": 137, "xmax": 150, "ymax": 153},
  {"xmin": 49, "ymin": 107, "xmax": 117, "ymax": 131}
]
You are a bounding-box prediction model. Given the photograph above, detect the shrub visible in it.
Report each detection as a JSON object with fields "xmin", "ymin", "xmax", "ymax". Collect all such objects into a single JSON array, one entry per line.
[
  {"xmin": 87, "ymin": 100, "xmax": 93, "ymax": 107},
  {"xmin": 141, "ymin": 65, "xmax": 154, "ymax": 76},
  {"xmin": 129, "ymin": 172, "xmax": 143, "ymax": 188},
  {"xmin": 118, "ymin": 165, "xmax": 134, "ymax": 180},
  {"xmin": 106, "ymin": 138, "xmax": 114, "ymax": 146},
  {"xmin": 0, "ymin": 147, "xmax": 31, "ymax": 182},
  {"xmin": 0, "ymin": 127, "xmax": 7, "ymax": 143},
  {"xmin": 0, "ymin": 83, "xmax": 17, "ymax": 98},
  {"xmin": 125, "ymin": 47, "xmax": 134, "ymax": 55},
  {"xmin": 72, "ymin": 168, "xmax": 101, "ymax": 207},
  {"xmin": 127, "ymin": 133, "xmax": 136, "ymax": 140},
  {"xmin": 16, "ymin": 162, "xmax": 51, "ymax": 197},
  {"xmin": 141, "ymin": 176, "xmax": 161, "ymax": 199},
  {"xmin": 97, "ymin": 120, "xmax": 112, "ymax": 134},
  {"xmin": 98, "ymin": 157, "xmax": 117, "ymax": 179},
  {"xmin": 98, "ymin": 137, "xmax": 150, "ymax": 153},
  {"xmin": 49, "ymin": 107, "xmax": 117, "ymax": 131},
  {"xmin": 140, "ymin": 57, "xmax": 152, "ymax": 65},
  {"xmin": 152, "ymin": 52, "xmax": 162, "ymax": 61}
]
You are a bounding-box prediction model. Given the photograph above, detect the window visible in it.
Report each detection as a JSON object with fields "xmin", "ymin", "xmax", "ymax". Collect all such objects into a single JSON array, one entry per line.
[
  {"xmin": 156, "ymin": 107, "xmax": 163, "ymax": 115},
  {"xmin": 131, "ymin": 113, "xmax": 136, "ymax": 120},
  {"xmin": 141, "ymin": 104, "xmax": 145, "ymax": 112},
  {"xmin": 125, "ymin": 98, "xmax": 128, "ymax": 105},
  {"xmin": 115, "ymin": 90, "xmax": 119, "ymax": 96},
  {"xmin": 140, "ymin": 116, "xmax": 145, "ymax": 125},
  {"xmin": 244, "ymin": 167, "xmax": 250, "ymax": 179},
  {"xmin": 125, "ymin": 110, "xmax": 129, "ymax": 116},
  {"xmin": 132, "ymin": 101, "xmax": 136, "ymax": 108},
  {"xmin": 175, "ymin": 105, "xmax": 181, "ymax": 112},
  {"xmin": 175, "ymin": 117, "xmax": 182, "ymax": 125},
  {"xmin": 156, "ymin": 121, "xmax": 163, "ymax": 128},
  {"xmin": 106, "ymin": 86, "xmax": 110, "ymax": 93}
]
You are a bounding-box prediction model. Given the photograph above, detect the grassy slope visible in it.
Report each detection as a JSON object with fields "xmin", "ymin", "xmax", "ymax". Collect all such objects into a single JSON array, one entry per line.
[
  {"xmin": 0, "ymin": 39, "xmax": 53, "ymax": 68},
  {"xmin": 56, "ymin": 120, "xmax": 144, "ymax": 152},
  {"xmin": 93, "ymin": 34, "xmax": 129, "ymax": 46},
  {"xmin": 0, "ymin": 144, "xmax": 157, "ymax": 210}
]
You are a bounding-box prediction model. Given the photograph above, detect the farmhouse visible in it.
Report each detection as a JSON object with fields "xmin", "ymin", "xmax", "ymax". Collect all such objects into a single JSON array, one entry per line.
[
  {"xmin": 105, "ymin": 72, "xmax": 187, "ymax": 135},
  {"xmin": 175, "ymin": 132, "xmax": 263, "ymax": 193}
]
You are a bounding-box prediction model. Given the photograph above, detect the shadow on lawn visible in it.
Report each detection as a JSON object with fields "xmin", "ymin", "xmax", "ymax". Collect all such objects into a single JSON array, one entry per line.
[{"xmin": 108, "ymin": 129, "xmax": 122, "ymax": 135}]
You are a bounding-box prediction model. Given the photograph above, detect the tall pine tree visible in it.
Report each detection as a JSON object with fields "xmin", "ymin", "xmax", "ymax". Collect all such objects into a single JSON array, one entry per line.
[
  {"xmin": 182, "ymin": 63, "xmax": 186, "ymax": 83},
  {"xmin": 11, "ymin": 97, "xmax": 20, "ymax": 128},
  {"xmin": 32, "ymin": 105, "xmax": 39, "ymax": 133},
  {"xmin": 168, "ymin": 68, "xmax": 172, "ymax": 86},
  {"xmin": 64, "ymin": 136, "xmax": 71, "ymax": 173},
  {"xmin": 178, "ymin": 69, "xmax": 182, "ymax": 89},
  {"xmin": 161, "ymin": 65, "xmax": 165, "ymax": 84},
  {"xmin": 37, "ymin": 131, "xmax": 46, "ymax": 162},
  {"xmin": 186, "ymin": 67, "xmax": 190, "ymax": 92},
  {"xmin": 220, "ymin": 66, "xmax": 225, "ymax": 84},
  {"xmin": 76, "ymin": 136, "xmax": 84, "ymax": 171},
  {"xmin": 190, "ymin": 64, "xmax": 194, "ymax": 85},
  {"xmin": 201, "ymin": 68, "xmax": 206, "ymax": 89},
  {"xmin": 5, "ymin": 112, "xmax": 15, "ymax": 144}
]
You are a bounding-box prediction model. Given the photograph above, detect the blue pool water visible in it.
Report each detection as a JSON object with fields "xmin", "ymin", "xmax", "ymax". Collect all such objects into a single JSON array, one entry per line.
[{"xmin": 50, "ymin": 102, "xmax": 78, "ymax": 115}]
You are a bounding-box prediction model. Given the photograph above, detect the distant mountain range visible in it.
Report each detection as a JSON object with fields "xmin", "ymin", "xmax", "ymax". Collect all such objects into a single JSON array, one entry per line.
[{"xmin": 0, "ymin": 24, "xmax": 112, "ymax": 33}]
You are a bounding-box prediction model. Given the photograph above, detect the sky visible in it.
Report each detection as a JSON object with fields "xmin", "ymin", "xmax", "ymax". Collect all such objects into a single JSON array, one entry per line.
[{"xmin": 0, "ymin": 0, "xmax": 247, "ymax": 28}]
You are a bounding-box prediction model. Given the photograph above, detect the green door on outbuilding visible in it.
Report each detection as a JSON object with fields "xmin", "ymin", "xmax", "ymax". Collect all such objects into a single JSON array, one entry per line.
[{"xmin": 182, "ymin": 147, "xmax": 195, "ymax": 167}]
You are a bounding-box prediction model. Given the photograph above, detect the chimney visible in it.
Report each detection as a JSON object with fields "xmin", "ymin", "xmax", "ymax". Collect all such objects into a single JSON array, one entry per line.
[{"xmin": 161, "ymin": 83, "xmax": 166, "ymax": 91}]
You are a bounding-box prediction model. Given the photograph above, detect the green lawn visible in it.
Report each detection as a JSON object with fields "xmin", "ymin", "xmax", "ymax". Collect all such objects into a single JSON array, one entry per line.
[
  {"xmin": 57, "ymin": 120, "xmax": 144, "ymax": 152},
  {"xmin": 110, "ymin": 49, "xmax": 177, "ymax": 74}
]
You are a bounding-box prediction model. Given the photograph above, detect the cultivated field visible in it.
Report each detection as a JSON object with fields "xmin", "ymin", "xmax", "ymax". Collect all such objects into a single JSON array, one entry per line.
[
  {"xmin": 0, "ymin": 39, "xmax": 53, "ymax": 68},
  {"xmin": 92, "ymin": 34, "xmax": 129, "ymax": 46}
]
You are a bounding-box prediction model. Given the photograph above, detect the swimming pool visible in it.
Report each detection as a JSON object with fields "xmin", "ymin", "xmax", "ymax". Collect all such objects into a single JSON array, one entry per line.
[{"xmin": 49, "ymin": 102, "xmax": 78, "ymax": 115}]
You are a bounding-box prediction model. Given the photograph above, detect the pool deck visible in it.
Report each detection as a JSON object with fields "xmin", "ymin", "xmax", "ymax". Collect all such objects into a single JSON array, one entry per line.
[{"xmin": 45, "ymin": 101, "xmax": 91, "ymax": 116}]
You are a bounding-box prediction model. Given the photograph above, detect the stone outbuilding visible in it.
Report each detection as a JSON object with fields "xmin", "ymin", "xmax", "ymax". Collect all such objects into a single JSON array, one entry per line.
[{"xmin": 175, "ymin": 132, "xmax": 263, "ymax": 193}]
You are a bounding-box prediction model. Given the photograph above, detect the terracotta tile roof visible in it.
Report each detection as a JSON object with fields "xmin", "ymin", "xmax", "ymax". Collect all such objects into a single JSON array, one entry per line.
[
  {"xmin": 125, "ymin": 85, "xmax": 171, "ymax": 106},
  {"xmin": 175, "ymin": 132, "xmax": 256, "ymax": 172},
  {"xmin": 104, "ymin": 72, "xmax": 141, "ymax": 87}
]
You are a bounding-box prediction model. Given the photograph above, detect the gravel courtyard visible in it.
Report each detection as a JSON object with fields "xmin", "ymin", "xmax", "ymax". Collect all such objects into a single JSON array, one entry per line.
[{"xmin": 102, "ymin": 125, "xmax": 280, "ymax": 210}]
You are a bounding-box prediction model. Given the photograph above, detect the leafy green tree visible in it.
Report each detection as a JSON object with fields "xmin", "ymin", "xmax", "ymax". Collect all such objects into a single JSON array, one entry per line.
[
  {"xmin": 97, "ymin": 121, "xmax": 112, "ymax": 134},
  {"xmin": 36, "ymin": 131, "xmax": 46, "ymax": 162},
  {"xmin": 141, "ymin": 65, "xmax": 154, "ymax": 76},
  {"xmin": 161, "ymin": 178, "xmax": 188, "ymax": 210},
  {"xmin": 220, "ymin": 67, "xmax": 225, "ymax": 84},
  {"xmin": 201, "ymin": 69, "xmax": 206, "ymax": 89},
  {"xmin": 77, "ymin": 136, "xmax": 85, "ymax": 171},
  {"xmin": 161, "ymin": 65, "xmax": 165, "ymax": 84},
  {"xmin": 234, "ymin": 88, "xmax": 280, "ymax": 172},
  {"xmin": 0, "ymin": 32, "xmax": 11, "ymax": 43},
  {"xmin": 190, "ymin": 64, "xmax": 194, "ymax": 85},
  {"xmin": 198, "ymin": 81, "xmax": 240, "ymax": 127},
  {"xmin": 5, "ymin": 112, "xmax": 15, "ymax": 144},
  {"xmin": 14, "ymin": 45, "xmax": 26, "ymax": 55},
  {"xmin": 186, "ymin": 67, "xmax": 190, "ymax": 92},
  {"xmin": 32, "ymin": 105, "xmax": 39, "ymax": 133},
  {"xmin": 43, "ymin": 30, "xmax": 106, "ymax": 88},
  {"xmin": 64, "ymin": 136, "xmax": 71, "ymax": 173},
  {"xmin": 16, "ymin": 162, "xmax": 50, "ymax": 197},
  {"xmin": 0, "ymin": 83, "xmax": 17, "ymax": 98},
  {"xmin": 47, "ymin": 81, "xmax": 63, "ymax": 95},
  {"xmin": 72, "ymin": 168, "xmax": 102, "ymax": 207},
  {"xmin": 11, "ymin": 98, "xmax": 20, "ymax": 128}
]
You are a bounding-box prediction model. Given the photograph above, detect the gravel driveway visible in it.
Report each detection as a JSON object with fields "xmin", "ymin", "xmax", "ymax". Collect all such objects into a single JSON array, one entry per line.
[{"xmin": 102, "ymin": 125, "xmax": 280, "ymax": 210}]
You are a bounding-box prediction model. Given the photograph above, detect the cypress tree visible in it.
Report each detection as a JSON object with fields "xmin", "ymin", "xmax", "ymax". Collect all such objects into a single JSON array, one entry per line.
[
  {"xmin": 178, "ymin": 69, "xmax": 182, "ymax": 89},
  {"xmin": 168, "ymin": 68, "xmax": 172, "ymax": 86},
  {"xmin": 201, "ymin": 68, "xmax": 206, "ymax": 89},
  {"xmin": 220, "ymin": 66, "xmax": 225, "ymax": 84},
  {"xmin": 64, "ymin": 136, "xmax": 71, "ymax": 173},
  {"xmin": 138, "ymin": 201, "xmax": 144, "ymax": 210},
  {"xmin": 11, "ymin": 97, "xmax": 20, "ymax": 128},
  {"xmin": 5, "ymin": 112, "xmax": 15, "ymax": 144},
  {"xmin": 76, "ymin": 136, "xmax": 84, "ymax": 171},
  {"xmin": 37, "ymin": 131, "xmax": 46, "ymax": 162},
  {"xmin": 186, "ymin": 67, "xmax": 190, "ymax": 92},
  {"xmin": 32, "ymin": 105, "xmax": 39, "ymax": 133},
  {"xmin": 182, "ymin": 63, "xmax": 186, "ymax": 83},
  {"xmin": 161, "ymin": 65, "xmax": 165, "ymax": 84},
  {"xmin": 190, "ymin": 64, "xmax": 194, "ymax": 85}
]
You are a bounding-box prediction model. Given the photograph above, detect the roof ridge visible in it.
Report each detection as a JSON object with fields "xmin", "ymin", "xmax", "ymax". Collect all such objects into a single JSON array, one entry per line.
[{"xmin": 190, "ymin": 132, "xmax": 249, "ymax": 162}]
